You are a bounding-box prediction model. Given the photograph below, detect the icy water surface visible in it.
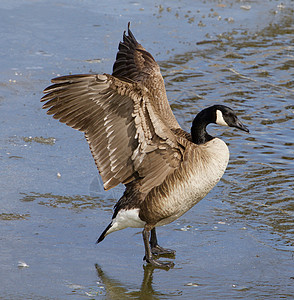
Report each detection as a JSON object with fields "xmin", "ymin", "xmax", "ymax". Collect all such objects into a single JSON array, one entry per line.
[{"xmin": 0, "ymin": 0, "xmax": 293, "ymax": 299}]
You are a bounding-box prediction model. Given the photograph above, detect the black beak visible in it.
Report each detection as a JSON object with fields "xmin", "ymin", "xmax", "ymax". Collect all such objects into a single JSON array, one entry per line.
[{"xmin": 233, "ymin": 118, "xmax": 249, "ymax": 133}]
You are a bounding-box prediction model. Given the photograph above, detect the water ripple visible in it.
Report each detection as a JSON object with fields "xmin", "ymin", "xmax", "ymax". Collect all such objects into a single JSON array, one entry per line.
[{"xmin": 161, "ymin": 7, "xmax": 294, "ymax": 252}]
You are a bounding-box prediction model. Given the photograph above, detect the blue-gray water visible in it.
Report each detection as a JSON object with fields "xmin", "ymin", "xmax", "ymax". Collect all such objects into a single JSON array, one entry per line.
[{"xmin": 0, "ymin": 1, "xmax": 293, "ymax": 299}]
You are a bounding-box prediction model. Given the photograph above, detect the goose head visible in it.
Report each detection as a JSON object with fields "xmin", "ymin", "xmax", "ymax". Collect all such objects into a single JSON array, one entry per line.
[
  {"xmin": 214, "ymin": 105, "xmax": 249, "ymax": 132},
  {"xmin": 191, "ymin": 105, "xmax": 249, "ymax": 145}
]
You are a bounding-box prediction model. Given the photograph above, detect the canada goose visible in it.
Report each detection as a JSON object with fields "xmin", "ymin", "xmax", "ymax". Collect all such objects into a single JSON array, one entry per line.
[{"xmin": 41, "ymin": 23, "xmax": 249, "ymax": 268}]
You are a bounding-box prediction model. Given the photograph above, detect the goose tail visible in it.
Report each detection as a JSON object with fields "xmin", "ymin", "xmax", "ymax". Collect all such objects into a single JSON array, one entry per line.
[{"xmin": 96, "ymin": 222, "xmax": 113, "ymax": 244}]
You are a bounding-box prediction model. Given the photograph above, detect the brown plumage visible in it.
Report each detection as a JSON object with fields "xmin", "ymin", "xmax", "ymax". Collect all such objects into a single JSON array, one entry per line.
[
  {"xmin": 42, "ymin": 73, "xmax": 181, "ymax": 193},
  {"xmin": 112, "ymin": 24, "xmax": 179, "ymax": 129},
  {"xmin": 41, "ymin": 23, "xmax": 249, "ymax": 268}
]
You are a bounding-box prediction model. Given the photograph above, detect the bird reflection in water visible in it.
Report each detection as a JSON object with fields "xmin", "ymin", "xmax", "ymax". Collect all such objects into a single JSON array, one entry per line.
[{"xmin": 94, "ymin": 263, "xmax": 173, "ymax": 299}]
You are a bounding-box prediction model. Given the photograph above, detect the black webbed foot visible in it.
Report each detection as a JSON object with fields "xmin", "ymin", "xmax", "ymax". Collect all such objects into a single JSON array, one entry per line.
[
  {"xmin": 151, "ymin": 245, "xmax": 176, "ymax": 257},
  {"xmin": 143, "ymin": 255, "xmax": 174, "ymax": 269},
  {"xmin": 149, "ymin": 228, "xmax": 176, "ymax": 257},
  {"xmin": 143, "ymin": 227, "xmax": 174, "ymax": 270}
]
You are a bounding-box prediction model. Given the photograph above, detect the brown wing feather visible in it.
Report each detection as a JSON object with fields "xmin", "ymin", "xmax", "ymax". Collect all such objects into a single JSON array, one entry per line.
[
  {"xmin": 112, "ymin": 23, "xmax": 180, "ymax": 129},
  {"xmin": 41, "ymin": 74, "xmax": 182, "ymax": 192},
  {"xmin": 112, "ymin": 23, "xmax": 156, "ymax": 80}
]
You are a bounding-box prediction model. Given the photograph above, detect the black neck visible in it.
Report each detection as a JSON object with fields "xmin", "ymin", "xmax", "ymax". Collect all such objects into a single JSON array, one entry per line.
[{"xmin": 191, "ymin": 108, "xmax": 215, "ymax": 145}]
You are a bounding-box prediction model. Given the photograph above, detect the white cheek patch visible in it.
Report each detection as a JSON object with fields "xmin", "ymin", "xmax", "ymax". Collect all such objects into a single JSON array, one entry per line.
[{"xmin": 216, "ymin": 110, "xmax": 229, "ymax": 127}]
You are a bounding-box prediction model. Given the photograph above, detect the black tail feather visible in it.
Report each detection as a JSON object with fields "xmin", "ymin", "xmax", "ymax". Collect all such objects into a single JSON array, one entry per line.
[{"xmin": 96, "ymin": 223, "xmax": 112, "ymax": 244}]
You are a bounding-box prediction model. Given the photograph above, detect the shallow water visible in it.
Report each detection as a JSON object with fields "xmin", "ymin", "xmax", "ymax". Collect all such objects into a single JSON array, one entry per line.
[{"xmin": 0, "ymin": 0, "xmax": 293, "ymax": 299}]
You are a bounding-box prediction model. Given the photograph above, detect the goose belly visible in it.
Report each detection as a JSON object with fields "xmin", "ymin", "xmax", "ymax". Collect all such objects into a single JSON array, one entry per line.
[{"xmin": 155, "ymin": 139, "xmax": 229, "ymax": 227}]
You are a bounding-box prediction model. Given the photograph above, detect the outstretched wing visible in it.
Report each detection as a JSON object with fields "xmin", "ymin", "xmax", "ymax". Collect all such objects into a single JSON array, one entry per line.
[
  {"xmin": 41, "ymin": 74, "xmax": 182, "ymax": 193},
  {"xmin": 112, "ymin": 23, "xmax": 180, "ymax": 129}
]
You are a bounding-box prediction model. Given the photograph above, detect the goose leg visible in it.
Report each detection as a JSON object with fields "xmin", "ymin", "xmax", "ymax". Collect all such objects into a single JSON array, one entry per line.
[
  {"xmin": 150, "ymin": 228, "xmax": 176, "ymax": 256},
  {"xmin": 142, "ymin": 228, "xmax": 174, "ymax": 269}
]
